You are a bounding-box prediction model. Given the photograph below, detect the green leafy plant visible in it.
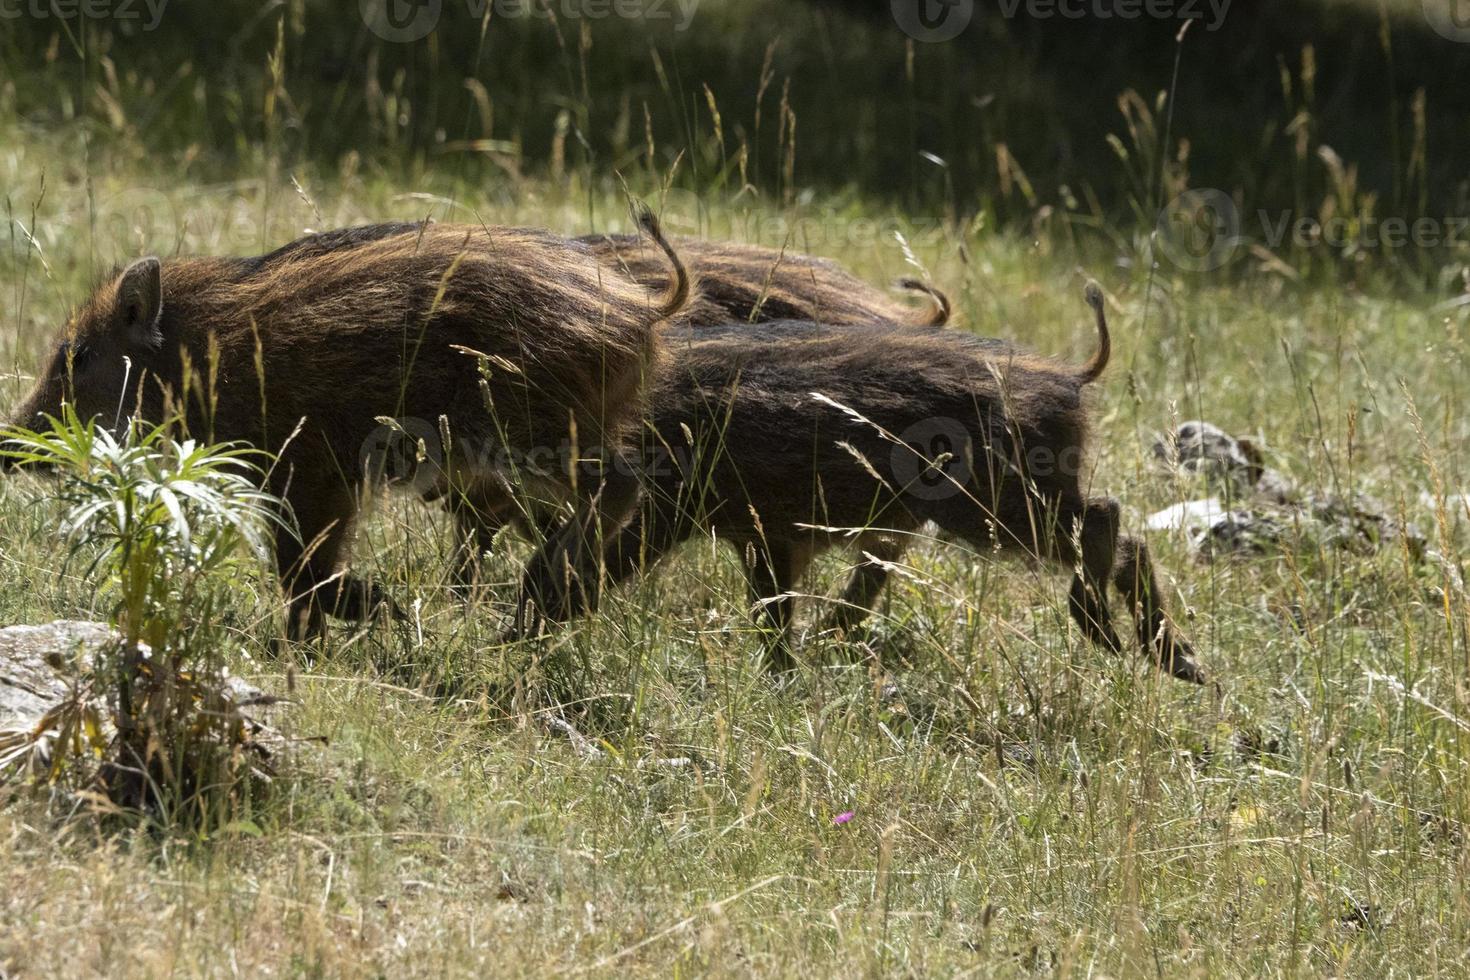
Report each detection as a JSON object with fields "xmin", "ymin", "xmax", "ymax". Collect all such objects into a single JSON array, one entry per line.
[{"xmin": 0, "ymin": 407, "xmax": 293, "ymax": 822}]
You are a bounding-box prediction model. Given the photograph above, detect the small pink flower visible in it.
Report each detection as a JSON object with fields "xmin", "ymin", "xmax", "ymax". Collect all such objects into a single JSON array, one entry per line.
[{"xmin": 833, "ymin": 810, "xmax": 854, "ymax": 825}]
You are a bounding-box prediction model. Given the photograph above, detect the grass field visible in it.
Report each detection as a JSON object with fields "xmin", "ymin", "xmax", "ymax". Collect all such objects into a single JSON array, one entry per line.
[{"xmin": 3, "ymin": 86, "xmax": 1470, "ymax": 977}]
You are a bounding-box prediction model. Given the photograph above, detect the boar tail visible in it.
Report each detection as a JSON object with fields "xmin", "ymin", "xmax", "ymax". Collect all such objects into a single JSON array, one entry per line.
[
  {"xmin": 635, "ymin": 205, "xmax": 692, "ymax": 320},
  {"xmin": 1077, "ymin": 281, "xmax": 1111, "ymax": 385},
  {"xmin": 896, "ymin": 278, "xmax": 952, "ymax": 327}
]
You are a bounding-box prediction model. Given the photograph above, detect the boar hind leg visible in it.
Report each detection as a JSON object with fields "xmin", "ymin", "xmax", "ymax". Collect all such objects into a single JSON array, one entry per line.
[
  {"xmin": 823, "ymin": 532, "xmax": 906, "ymax": 635},
  {"xmin": 742, "ymin": 540, "xmax": 813, "ymax": 674},
  {"xmin": 514, "ymin": 457, "xmax": 643, "ymax": 635},
  {"xmin": 1061, "ymin": 501, "xmax": 1205, "ymax": 684},
  {"xmin": 1112, "ymin": 535, "xmax": 1206, "ymax": 684}
]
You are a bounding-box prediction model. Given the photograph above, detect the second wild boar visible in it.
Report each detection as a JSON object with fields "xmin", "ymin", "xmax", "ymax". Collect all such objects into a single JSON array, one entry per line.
[{"xmin": 516, "ymin": 284, "xmax": 1205, "ymax": 684}]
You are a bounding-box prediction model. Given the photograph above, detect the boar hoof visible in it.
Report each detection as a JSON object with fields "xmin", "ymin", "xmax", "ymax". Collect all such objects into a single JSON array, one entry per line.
[
  {"xmin": 1157, "ymin": 638, "xmax": 1207, "ymax": 685},
  {"xmin": 325, "ymin": 576, "xmax": 408, "ymax": 623}
]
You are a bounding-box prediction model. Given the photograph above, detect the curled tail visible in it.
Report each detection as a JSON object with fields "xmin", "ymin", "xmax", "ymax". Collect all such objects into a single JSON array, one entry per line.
[
  {"xmin": 1078, "ymin": 281, "xmax": 1111, "ymax": 384},
  {"xmin": 896, "ymin": 277, "xmax": 953, "ymax": 327},
  {"xmin": 634, "ymin": 205, "xmax": 692, "ymax": 319}
]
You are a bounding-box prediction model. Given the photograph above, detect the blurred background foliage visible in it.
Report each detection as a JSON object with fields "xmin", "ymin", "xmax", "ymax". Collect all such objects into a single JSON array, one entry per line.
[{"xmin": 1, "ymin": 0, "xmax": 1468, "ymax": 279}]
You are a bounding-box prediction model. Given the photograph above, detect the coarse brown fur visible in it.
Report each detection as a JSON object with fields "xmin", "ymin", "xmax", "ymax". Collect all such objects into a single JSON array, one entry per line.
[
  {"xmin": 580, "ymin": 233, "xmax": 951, "ymax": 328},
  {"xmin": 440, "ymin": 232, "xmax": 953, "ymax": 591},
  {"xmin": 518, "ymin": 283, "xmax": 1204, "ymax": 684},
  {"xmin": 5, "ymin": 211, "xmax": 690, "ymax": 640}
]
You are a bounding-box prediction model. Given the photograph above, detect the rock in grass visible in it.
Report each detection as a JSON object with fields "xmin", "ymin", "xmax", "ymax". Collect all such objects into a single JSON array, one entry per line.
[
  {"xmin": 0, "ymin": 621, "xmax": 118, "ymax": 730},
  {"xmin": 0, "ymin": 620, "xmax": 289, "ymax": 780},
  {"xmin": 1149, "ymin": 421, "xmax": 1425, "ymax": 561},
  {"xmin": 1307, "ymin": 491, "xmax": 1426, "ymax": 561},
  {"xmin": 1153, "ymin": 420, "xmax": 1278, "ymax": 498}
]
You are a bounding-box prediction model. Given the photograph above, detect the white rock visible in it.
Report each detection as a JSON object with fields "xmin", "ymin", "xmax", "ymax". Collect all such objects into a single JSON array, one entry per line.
[{"xmin": 1146, "ymin": 498, "xmax": 1231, "ymax": 532}]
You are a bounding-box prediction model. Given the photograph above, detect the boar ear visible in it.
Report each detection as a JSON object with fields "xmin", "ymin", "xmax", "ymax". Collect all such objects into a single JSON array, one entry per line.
[{"xmin": 116, "ymin": 257, "xmax": 164, "ymax": 350}]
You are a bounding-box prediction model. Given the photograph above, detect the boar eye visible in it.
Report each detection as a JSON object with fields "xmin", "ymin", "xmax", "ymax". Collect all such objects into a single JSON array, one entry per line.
[{"xmin": 57, "ymin": 341, "xmax": 94, "ymax": 374}]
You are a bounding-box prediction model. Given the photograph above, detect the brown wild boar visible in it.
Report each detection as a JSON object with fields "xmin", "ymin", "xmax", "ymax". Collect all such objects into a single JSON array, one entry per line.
[
  {"xmin": 3, "ymin": 211, "xmax": 690, "ymax": 640},
  {"xmin": 438, "ymin": 234, "xmax": 952, "ymax": 590},
  {"xmin": 580, "ymin": 232, "xmax": 951, "ymax": 328},
  {"xmin": 518, "ymin": 284, "xmax": 1205, "ymax": 684}
]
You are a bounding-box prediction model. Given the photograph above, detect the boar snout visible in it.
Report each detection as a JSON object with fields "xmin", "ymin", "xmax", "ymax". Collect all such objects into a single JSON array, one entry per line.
[
  {"xmin": 0, "ymin": 409, "xmax": 51, "ymax": 473},
  {"xmin": 1, "ymin": 408, "xmax": 30, "ymax": 471}
]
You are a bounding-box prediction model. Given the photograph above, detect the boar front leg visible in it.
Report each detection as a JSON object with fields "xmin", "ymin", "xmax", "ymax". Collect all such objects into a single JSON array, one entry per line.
[
  {"xmin": 276, "ymin": 484, "xmax": 400, "ymax": 641},
  {"xmin": 1111, "ymin": 534, "xmax": 1206, "ymax": 684}
]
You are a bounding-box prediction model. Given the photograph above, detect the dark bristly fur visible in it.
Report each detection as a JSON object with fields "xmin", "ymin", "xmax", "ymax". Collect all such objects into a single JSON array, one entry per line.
[
  {"xmin": 5, "ymin": 212, "xmax": 690, "ymax": 641},
  {"xmin": 441, "ymin": 231, "xmax": 954, "ymax": 592},
  {"xmin": 519, "ymin": 283, "xmax": 1203, "ymax": 684}
]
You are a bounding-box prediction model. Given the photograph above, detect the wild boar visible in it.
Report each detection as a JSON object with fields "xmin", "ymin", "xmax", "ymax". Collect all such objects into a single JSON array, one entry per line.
[
  {"xmin": 517, "ymin": 284, "xmax": 1205, "ymax": 684},
  {"xmin": 4, "ymin": 210, "xmax": 690, "ymax": 640},
  {"xmin": 580, "ymin": 232, "xmax": 951, "ymax": 328},
  {"xmin": 439, "ymin": 233, "xmax": 953, "ymax": 590}
]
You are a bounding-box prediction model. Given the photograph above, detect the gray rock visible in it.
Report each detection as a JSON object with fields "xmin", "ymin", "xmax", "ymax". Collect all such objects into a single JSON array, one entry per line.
[
  {"xmin": 1308, "ymin": 491, "xmax": 1427, "ymax": 561},
  {"xmin": 1148, "ymin": 421, "xmax": 1424, "ymax": 562},
  {"xmin": 1, "ymin": 621, "xmax": 288, "ymax": 778},
  {"xmin": 0, "ymin": 621, "xmax": 118, "ymax": 730},
  {"xmin": 1146, "ymin": 497, "xmax": 1234, "ymax": 532},
  {"xmin": 1145, "ymin": 498, "xmax": 1289, "ymax": 558},
  {"xmin": 1196, "ymin": 509, "xmax": 1291, "ymax": 558},
  {"xmin": 1153, "ymin": 421, "xmax": 1260, "ymax": 493},
  {"xmin": 1153, "ymin": 420, "xmax": 1297, "ymax": 503}
]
